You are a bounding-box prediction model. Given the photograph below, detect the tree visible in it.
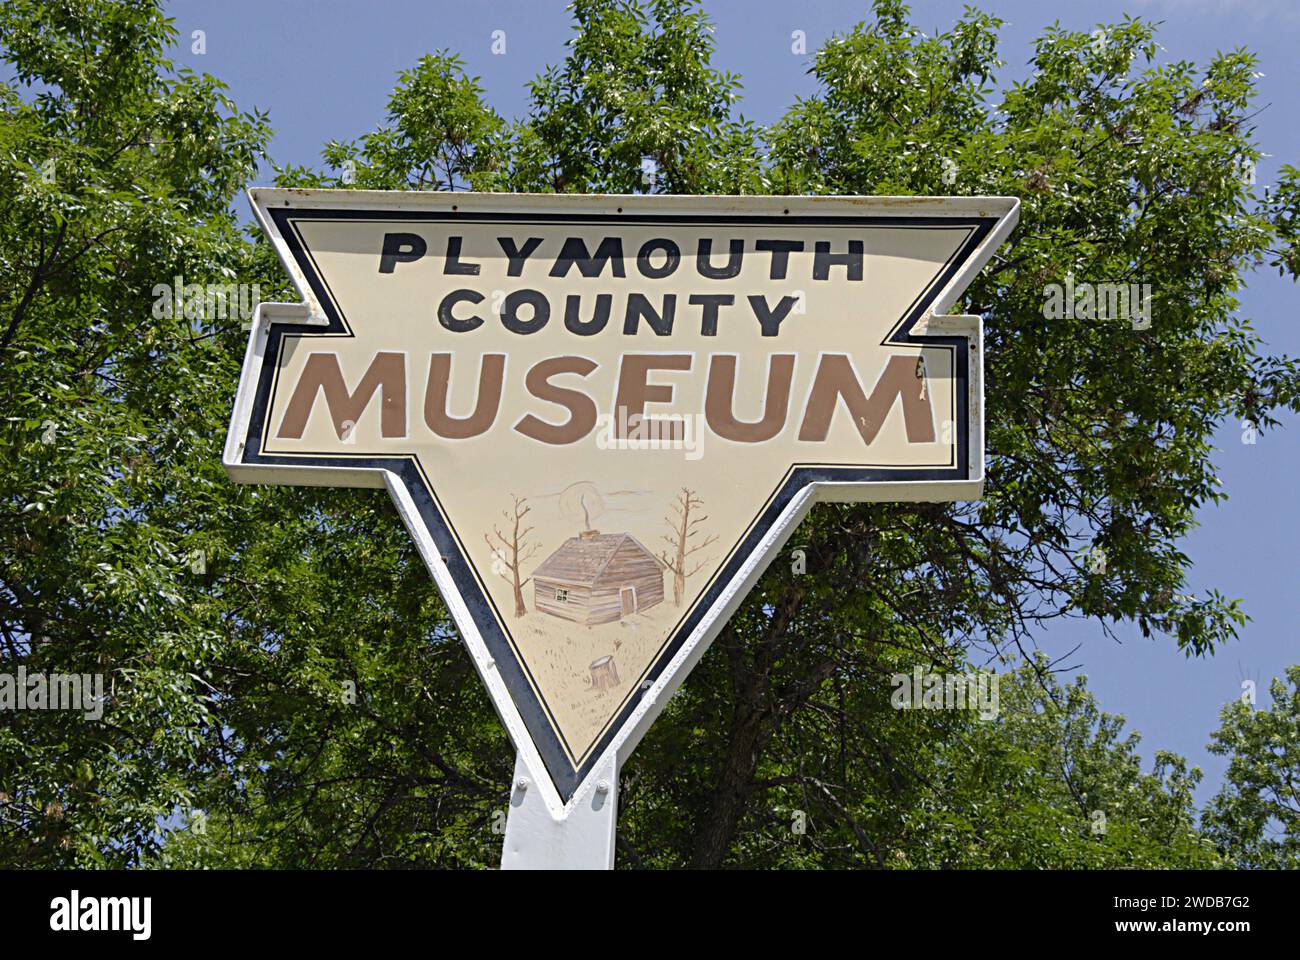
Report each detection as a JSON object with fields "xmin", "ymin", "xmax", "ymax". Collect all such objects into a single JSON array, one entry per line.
[
  {"xmin": 1203, "ymin": 666, "xmax": 1300, "ymax": 868},
  {"xmin": 0, "ymin": 0, "xmax": 508, "ymax": 872},
  {"xmin": 658, "ymin": 488, "xmax": 717, "ymax": 607},
  {"xmin": 4, "ymin": 0, "xmax": 1299, "ymax": 869},
  {"xmin": 893, "ymin": 662, "xmax": 1222, "ymax": 869},
  {"xmin": 267, "ymin": 0, "xmax": 1300, "ymax": 869},
  {"xmin": 485, "ymin": 496, "xmax": 537, "ymax": 618},
  {"xmin": 0, "ymin": 0, "xmax": 274, "ymax": 866}
]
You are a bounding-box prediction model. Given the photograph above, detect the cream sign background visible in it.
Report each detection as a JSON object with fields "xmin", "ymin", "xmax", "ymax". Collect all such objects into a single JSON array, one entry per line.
[{"xmin": 226, "ymin": 190, "xmax": 1018, "ymax": 806}]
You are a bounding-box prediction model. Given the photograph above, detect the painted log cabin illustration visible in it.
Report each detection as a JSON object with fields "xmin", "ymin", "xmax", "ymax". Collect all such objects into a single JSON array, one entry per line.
[{"xmin": 532, "ymin": 530, "xmax": 665, "ymax": 625}]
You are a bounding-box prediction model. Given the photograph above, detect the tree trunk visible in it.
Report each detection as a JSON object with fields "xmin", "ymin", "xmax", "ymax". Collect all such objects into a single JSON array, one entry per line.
[
  {"xmin": 671, "ymin": 491, "xmax": 690, "ymax": 606},
  {"xmin": 690, "ymin": 705, "xmax": 767, "ymax": 868},
  {"xmin": 690, "ymin": 585, "xmax": 809, "ymax": 868}
]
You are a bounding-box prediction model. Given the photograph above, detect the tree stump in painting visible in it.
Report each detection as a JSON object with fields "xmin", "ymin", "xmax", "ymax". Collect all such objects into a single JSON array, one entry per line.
[{"xmin": 589, "ymin": 655, "xmax": 619, "ymax": 692}]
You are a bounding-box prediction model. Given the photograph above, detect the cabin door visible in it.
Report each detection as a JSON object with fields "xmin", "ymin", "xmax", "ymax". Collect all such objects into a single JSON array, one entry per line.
[{"xmin": 620, "ymin": 586, "xmax": 637, "ymax": 617}]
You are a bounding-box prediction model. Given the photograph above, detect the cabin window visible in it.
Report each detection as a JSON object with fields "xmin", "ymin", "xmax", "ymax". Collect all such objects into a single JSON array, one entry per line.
[{"xmin": 555, "ymin": 588, "xmax": 569, "ymax": 602}]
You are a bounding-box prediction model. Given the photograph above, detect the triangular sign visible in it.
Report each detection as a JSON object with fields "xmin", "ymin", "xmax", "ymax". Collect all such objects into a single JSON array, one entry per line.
[{"xmin": 226, "ymin": 190, "xmax": 1018, "ymax": 808}]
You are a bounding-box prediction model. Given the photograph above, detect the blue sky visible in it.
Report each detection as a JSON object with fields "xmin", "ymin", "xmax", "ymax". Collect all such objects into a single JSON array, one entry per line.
[{"xmin": 166, "ymin": 0, "xmax": 1298, "ymax": 802}]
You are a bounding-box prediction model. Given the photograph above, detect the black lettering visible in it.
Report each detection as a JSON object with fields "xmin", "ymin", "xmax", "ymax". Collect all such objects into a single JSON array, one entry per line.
[
  {"xmin": 444, "ymin": 236, "xmax": 480, "ymax": 275},
  {"xmin": 564, "ymin": 293, "xmax": 611, "ymax": 335},
  {"xmin": 813, "ymin": 240, "xmax": 863, "ymax": 281},
  {"xmin": 438, "ymin": 289, "xmax": 484, "ymax": 332},
  {"xmin": 378, "ymin": 232, "xmax": 426, "ymax": 274},
  {"xmin": 637, "ymin": 238, "xmax": 680, "ymax": 279},
  {"xmin": 748, "ymin": 294, "xmax": 799, "ymax": 337},
  {"xmin": 498, "ymin": 237, "xmax": 544, "ymax": 277},
  {"xmin": 549, "ymin": 237, "xmax": 626, "ymax": 278},
  {"xmin": 755, "ymin": 239, "xmax": 804, "ymax": 280},
  {"xmin": 690, "ymin": 294, "xmax": 735, "ymax": 336},
  {"xmin": 697, "ymin": 238, "xmax": 744, "ymax": 279},
  {"xmin": 502, "ymin": 289, "xmax": 550, "ymax": 334},
  {"xmin": 623, "ymin": 293, "xmax": 676, "ymax": 336}
]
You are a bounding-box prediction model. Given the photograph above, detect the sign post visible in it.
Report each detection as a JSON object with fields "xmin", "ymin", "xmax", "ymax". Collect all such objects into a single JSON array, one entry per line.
[{"xmin": 225, "ymin": 190, "xmax": 1018, "ymax": 869}]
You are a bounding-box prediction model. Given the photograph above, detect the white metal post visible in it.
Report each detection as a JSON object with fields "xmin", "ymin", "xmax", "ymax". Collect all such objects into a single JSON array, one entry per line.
[{"xmin": 500, "ymin": 752, "xmax": 619, "ymax": 870}]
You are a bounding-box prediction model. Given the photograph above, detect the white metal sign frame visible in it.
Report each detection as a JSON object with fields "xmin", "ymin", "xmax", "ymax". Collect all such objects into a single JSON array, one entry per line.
[{"xmin": 224, "ymin": 189, "xmax": 1018, "ymax": 868}]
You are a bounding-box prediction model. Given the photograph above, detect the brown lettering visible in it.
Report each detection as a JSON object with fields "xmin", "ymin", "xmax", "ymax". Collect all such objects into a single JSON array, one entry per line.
[
  {"xmin": 705, "ymin": 354, "xmax": 795, "ymax": 442},
  {"xmin": 515, "ymin": 356, "xmax": 599, "ymax": 444},
  {"xmin": 614, "ymin": 354, "xmax": 691, "ymax": 442},
  {"xmin": 424, "ymin": 353, "xmax": 506, "ymax": 439},
  {"xmin": 798, "ymin": 354, "xmax": 936, "ymax": 445},
  {"xmin": 276, "ymin": 351, "xmax": 406, "ymax": 440}
]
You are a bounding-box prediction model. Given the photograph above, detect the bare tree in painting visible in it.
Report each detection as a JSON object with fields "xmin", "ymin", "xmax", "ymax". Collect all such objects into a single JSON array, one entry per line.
[
  {"xmin": 658, "ymin": 487, "xmax": 718, "ymax": 607},
  {"xmin": 485, "ymin": 495, "xmax": 538, "ymax": 617}
]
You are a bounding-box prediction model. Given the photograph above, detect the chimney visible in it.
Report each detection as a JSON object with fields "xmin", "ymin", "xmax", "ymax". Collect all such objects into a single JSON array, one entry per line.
[{"xmin": 577, "ymin": 494, "xmax": 599, "ymax": 538}]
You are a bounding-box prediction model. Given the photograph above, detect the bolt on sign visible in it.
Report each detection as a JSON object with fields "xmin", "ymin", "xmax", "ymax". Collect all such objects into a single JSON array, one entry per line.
[{"xmin": 226, "ymin": 190, "xmax": 1018, "ymax": 868}]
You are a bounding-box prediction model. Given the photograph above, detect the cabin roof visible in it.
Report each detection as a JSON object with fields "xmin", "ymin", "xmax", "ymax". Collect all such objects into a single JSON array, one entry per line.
[{"xmin": 532, "ymin": 532, "xmax": 661, "ymax": 587}]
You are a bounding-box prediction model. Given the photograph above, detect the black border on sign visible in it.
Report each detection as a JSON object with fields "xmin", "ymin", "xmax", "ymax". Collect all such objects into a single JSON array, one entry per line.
[{"xmin": 241, "ymin": 206, "xmax": 992, "ymax": 801}]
